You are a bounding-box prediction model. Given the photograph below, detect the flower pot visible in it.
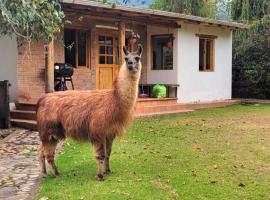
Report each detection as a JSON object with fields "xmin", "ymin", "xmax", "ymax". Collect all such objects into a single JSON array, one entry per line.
[
  {"xmin": 165, "ymin": 41, "xmax": 173, "ymax": 48},
  {"xmin": 129, "ymin": 38, "xmax": 137, "ymax": 46}
]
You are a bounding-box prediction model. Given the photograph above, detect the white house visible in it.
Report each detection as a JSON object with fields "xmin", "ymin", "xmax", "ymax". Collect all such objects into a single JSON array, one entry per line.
[{"xmin": 0, "ymin": 1, "xmax": 248, "ymax": 106}]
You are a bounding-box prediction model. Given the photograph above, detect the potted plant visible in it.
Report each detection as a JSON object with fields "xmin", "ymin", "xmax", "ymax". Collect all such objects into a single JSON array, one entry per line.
[
  {"xmin": 128, "ymin": 32, "xmax": 140, "ymax": 46},
  {"xmin": 165, "ymin": 35, "xmax": 175, "ymax": 48},
  {"xmin": 152, "ymin": 84, "xmax": 167, "ymax": 98}
]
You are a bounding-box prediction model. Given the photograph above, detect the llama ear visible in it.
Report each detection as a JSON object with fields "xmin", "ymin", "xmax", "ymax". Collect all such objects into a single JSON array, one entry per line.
[
  {"xmin": 123, "ymin": 46, "xmax": 129, "ymax": 56},
  {"xmin": 137, "ymin": 44, "xmax": 143, "ymax": 57}
]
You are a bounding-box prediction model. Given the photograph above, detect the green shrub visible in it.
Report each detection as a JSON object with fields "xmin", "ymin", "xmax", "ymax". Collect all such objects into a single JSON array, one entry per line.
[{"xmin": 152, "ymin": 84, "xmax": 166, "ymax": 98}]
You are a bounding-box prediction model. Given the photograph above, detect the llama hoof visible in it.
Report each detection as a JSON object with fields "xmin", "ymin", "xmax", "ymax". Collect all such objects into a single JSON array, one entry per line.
[
  {"xmin": 96, "ymin": 174, "xmax": 104, "ymax": 181},
  {"xmin": 105, "ymin": 169, "xmax": 111, "ymax": 175},
  {"xmin": 52, "ymin": 171, "xmax": 60, "ymax": 177},
  {"xmin": 41, "ymin": 172, "xmax": 47, "ymax": 178}
]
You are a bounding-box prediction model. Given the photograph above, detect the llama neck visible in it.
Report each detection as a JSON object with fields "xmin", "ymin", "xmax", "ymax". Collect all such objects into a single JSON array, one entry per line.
[{"xmin": 115, "ymin": 63, "xmax": 141, "ymax": 108}]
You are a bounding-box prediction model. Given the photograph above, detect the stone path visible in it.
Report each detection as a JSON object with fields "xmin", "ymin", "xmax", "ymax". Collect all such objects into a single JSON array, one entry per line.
[{"xmin": 0, "ymin": 129, "xmax": 41, "ymax": 200}]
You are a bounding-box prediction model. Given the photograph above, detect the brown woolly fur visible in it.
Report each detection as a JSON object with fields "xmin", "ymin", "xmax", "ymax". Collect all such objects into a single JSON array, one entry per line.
[{"xmin": 37, "ymin": 45, "xmax": 143, "ymax": 180}]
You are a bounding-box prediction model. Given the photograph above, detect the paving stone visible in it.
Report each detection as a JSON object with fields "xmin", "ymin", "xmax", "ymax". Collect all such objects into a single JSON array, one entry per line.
[
  {"xmin": 0, "ymin": 129, "xmax": 41, "ymax": 200},
  {"xmin": 0, "ymin": 186, "xmax": 17, "ymax": 198}
]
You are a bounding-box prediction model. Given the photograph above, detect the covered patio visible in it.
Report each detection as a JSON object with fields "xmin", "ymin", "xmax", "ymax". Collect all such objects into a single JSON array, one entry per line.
[{"xmin": 41, "ymin": 0, "xmax": 181, "ymax": 96}]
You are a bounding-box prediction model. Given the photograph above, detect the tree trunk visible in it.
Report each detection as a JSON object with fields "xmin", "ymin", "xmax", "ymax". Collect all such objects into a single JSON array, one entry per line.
[{"xmin": 45, "ymin": 37, "xmax": 55, "ymax": 93}]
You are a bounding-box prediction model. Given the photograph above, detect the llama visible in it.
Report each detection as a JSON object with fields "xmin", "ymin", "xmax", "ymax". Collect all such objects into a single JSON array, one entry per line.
[{"xmin": 37, "ymin": 45, "xmax": 143, "ymax": 181}]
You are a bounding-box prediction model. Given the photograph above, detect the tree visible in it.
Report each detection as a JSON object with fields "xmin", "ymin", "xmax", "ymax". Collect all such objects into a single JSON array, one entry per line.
[
  {"xmin": 0, "ymin": 0, "xmax": 64, "ymax": 42},
  {"xmin": 149, "ymin": 0, "xmax": 218, "ymax": 18},
  {"xmin": 0, "ymin": 0, "xmax": 64, "ymax": 93},
  {"xmin": 231, "ymin": 0, "xmax": 270, "ymax": 99},
  {"xmin": 230, "ymin": 0, "xmax": 270, "ymax": 21}
]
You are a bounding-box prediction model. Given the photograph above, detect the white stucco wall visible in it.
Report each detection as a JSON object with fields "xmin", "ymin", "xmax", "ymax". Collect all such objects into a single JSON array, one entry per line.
[
  {"xmin": 146, "ymin": 25, "xmax": 178, "ymax": 84},
  {"xmin": 177, "ymin": 23, "xmax": 232, "ymax": 103},
  {"xmin": 0, "ymin": 36, "xmax": 18, "ymax": 102}
]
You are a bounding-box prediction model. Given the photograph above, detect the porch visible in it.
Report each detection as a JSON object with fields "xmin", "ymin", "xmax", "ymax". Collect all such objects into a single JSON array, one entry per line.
[
  {"xmin": 17, "ymin": 1, "xmax": 180, "ymax": 104},
  {"xmin": 10, "ymin": 99, "xmax": 240, "ymax": 130}
]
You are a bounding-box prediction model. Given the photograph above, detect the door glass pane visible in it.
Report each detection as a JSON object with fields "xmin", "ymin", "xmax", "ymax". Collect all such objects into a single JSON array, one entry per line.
[
  {"xmin": 206, "ymin": 40, "xmax": 211, "ymax": 70},
  {"xmin": 199, "ymin": 39, "xmax": 204, "ymax": 71},
  {"xmin": 106, "ymin": 46, "xmax": 113, "ymax": 55},
  {"xmin": 107, "ymin": 56, "xmax": 113, "ymax": 64},
  {"xmin": 99, "ymin": 36, "xmax": 105, "ymax": 44},
  {"xmin": 99, "ymin": 56, "xmax": 105, "ymax": 64},
  {"xmin": 78, "ymin": 31, "xmax": 87, "ymax": 66},
  {"xmin": 105, "ymin": 37, "xmax": 113, "ymax": 45},
  {"xmin": 64, "ymin": 29, "xmax": 76, "ymax": 67},
  {"xmin": 99, "ymin": 46, "xmax": 105, "ymax": 54}
]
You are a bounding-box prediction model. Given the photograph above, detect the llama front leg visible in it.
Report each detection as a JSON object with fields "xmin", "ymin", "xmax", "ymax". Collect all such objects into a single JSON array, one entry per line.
[
  {"xmin": 105, "ymin": 135, "xmax": 115, "ymax": 174},
  {"xmin": 43, "ymin": 143, "xmax": 59, "ymax": 176},
  {"xmin": 93, "ymin": 142, "xmax": 106, "ymax": 181}
]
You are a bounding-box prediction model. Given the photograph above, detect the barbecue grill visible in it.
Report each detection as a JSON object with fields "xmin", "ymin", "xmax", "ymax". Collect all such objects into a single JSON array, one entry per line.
[{"xmin": 54, "ymin": 63, "xmax": 74, "ymax": 91}]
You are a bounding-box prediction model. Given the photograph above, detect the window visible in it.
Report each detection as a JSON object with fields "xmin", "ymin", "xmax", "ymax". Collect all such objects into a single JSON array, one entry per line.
[
  {"xmin": 98, "ymin": 35, "xmax": 114, "ymax": 64},
  {"xmin": 198, "ymin": 35, "xmax": 215, "ymax": 72},
  {"xmin": 152, "ymin": 34, "xmax": 173, "ymax": 70},
  {"xmin": 64, "ymin": 29, "xmax": 89, "ymax": 68}
]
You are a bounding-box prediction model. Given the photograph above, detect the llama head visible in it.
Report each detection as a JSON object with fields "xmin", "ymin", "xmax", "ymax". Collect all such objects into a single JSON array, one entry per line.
[{"xmin": 123, "ymin": 44, "xmax": 143, "ymax": 73}]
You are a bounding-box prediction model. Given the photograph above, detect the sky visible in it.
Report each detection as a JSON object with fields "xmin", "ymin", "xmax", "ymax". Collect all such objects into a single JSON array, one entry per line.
[{"xmin": 114, "ymin": 0, "xmax": 154, "ymax": 8}]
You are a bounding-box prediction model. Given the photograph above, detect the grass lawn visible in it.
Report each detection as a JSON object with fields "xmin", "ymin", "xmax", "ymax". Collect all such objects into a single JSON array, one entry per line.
[{"xmin": 36, "ymin": 104, "xmax": 270, "ymax": 200}]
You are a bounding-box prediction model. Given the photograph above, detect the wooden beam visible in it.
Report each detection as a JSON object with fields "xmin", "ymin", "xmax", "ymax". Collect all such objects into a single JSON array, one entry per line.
[
  {"xmin": 118, "ymin": 21, "xmax": 125, "ymax": 65},
  {"xmin": 45, "ymin": 37, "xmax": 55, "ymax": 93},
  {"xmin": 195, "ymin": 34, "xmax": 218, "ymax": 39}
]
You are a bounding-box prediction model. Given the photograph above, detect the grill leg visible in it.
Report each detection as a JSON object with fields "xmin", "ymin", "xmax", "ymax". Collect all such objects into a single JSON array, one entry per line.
[{"xmin": 70, "ymin": 77, "xmax": 74, "ymax": 90}]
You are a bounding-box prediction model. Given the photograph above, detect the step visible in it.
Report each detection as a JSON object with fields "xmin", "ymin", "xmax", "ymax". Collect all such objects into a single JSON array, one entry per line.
[
  {"xmin": 10, "ymin": 119, "xmax": 37, "ymax": 131},
  {"xmin": 135, "ymin": 109, "xmax": 193, "ymax": 117},
  {"xmin": 16, "ymin": 103, "xmax": 37, "ymax": 111},
  {"xmin": 135, "ymin": 104, "xmax": 188, "ymax": 114},
  {"xmin": 11, "ymin": 110, "xmax": 37, "ymax": 120},
  {"xmin": 136, "ymin": 98, "xmax": 177, "ymax": 107}
]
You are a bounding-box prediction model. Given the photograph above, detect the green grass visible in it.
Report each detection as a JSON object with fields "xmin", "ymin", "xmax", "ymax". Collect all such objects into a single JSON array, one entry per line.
[{"xmin": 37, "ymin": 104, "xmax": 270, "ymax": 200}]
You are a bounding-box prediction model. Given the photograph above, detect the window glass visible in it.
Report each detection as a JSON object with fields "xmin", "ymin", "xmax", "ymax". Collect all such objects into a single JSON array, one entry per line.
[
  {"xmin": 64, "ymin": 29, "xmax": 76, "ymax": 67},
  {"xmin": 107, "ymin": 56, "xmax": 113, "ymax": 64},
  {"xmin": 199, "ymin": 39, "xmax": 204, "ymax": 71},
  {"xmin": 99, "ymin": 46, "xmax": 105, "ymax": 54},
  {"xmin": 199, "ymin": 38, "xmax": 214, "ymax": 71},
  {"xmin": 78, "ymin": 31, "xmax": 87, "ymax": 66},
  {"xmin": 99, "ymin": 56, "xmax": 105, "ymax": 64},
  {"xmin": 105, "ymin": 37, "xmax": 113, "ymax": 45},
  {"xmin": 152, "ymin": 35, "xmax": 173, "ymax": 70},
  {"xmin": 106, "ymin": 46, "xmax": 113, "ymax": 55},
  {"xmin": 99, "ymin": 36, "xmax": 105, "ymax": 44},
  {"xmin": 206, "ymin": 40, "xmax": 211, "ymax": 70}
]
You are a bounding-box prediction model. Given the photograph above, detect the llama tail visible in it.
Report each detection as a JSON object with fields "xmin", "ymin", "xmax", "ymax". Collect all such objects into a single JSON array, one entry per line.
[{"xmin": 36, "ymin": 95, "xmax": 46, "ymax": 113}]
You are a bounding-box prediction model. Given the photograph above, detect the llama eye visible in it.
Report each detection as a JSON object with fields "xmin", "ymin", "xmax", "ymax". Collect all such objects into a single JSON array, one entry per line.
[
  {"xmin": 135, "ymin": 57, "xmax": 140, "ymax": 62},
  {"xmin": 125, "ymin": 57, "xmax": 128, "ymax": 62}
]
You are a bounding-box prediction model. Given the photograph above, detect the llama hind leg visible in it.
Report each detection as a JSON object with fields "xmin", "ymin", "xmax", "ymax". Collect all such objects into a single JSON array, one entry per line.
[
  {"xmin": 39, "ymin": 144, "xmax": 47, "ymax": 175},
  {"xmin": 105, "ymin": 135, "xmax": 115, "ymax": 174},
  {"xmin": 93, "ymin": 142, "xmax": 106, "ymax": 181},
  {"xmin": 43, "ymin": 142, "xmax": 59, "ymax": 176}
]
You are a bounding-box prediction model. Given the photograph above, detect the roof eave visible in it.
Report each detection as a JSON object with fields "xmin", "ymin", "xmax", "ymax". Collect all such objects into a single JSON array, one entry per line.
[{"xmin": 61, "ymin": 0, "xmax": 249, "ymax": 30}]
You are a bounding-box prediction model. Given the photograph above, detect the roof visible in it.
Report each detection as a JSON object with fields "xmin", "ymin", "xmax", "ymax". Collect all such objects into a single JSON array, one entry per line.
[{"xmin": 62, "ymin": 0, "xmax": 249, "ymax": 29}]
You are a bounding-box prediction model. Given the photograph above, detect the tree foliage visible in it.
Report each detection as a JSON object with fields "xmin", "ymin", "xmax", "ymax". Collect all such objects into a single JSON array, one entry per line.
[
  {"xmin": 150, "ymin": 0, "xmax": 205, "ymax": 17},
  {"xmin": 232, "ymin": 16, "xmax": 270, "ymax": 98},
  {"xmin": 0, "ymin": 0, "xmax": 64, "ymax": 41},
  {"xmin": 231, "ymin": 0, "xmax": 270, "ymax": 99},
  {"xmin": 230, "ymin": 0, "xmax": 270, "ymax": 21}
]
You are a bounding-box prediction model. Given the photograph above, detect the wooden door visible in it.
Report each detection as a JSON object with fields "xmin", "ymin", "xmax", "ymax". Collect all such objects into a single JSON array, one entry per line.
[{"xmin": 96, "ymin": 30, "xmax": 120, "ymax": 89}]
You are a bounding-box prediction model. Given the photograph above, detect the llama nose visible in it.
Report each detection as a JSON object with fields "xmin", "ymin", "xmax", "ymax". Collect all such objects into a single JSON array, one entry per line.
[{"xmin": 128, "ymin": 61, "xmax": 133, "ymax": 65}]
